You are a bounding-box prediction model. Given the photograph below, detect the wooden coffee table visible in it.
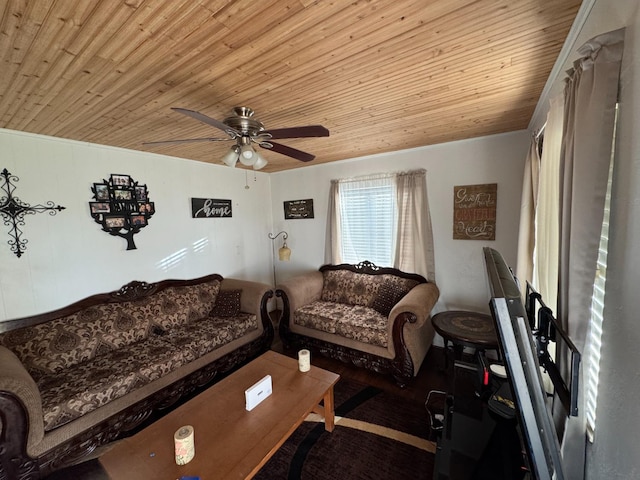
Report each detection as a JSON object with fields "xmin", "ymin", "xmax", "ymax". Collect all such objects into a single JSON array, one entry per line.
[{"xmin": 100, "ymin": 350, "xmax": 339, "ymax": 479}]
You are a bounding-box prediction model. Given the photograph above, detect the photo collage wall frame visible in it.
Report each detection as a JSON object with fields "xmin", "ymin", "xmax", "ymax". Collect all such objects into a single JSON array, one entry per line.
[{"xmin": 89, "ymin": 174, "xmax": 155, "ymax": 250}]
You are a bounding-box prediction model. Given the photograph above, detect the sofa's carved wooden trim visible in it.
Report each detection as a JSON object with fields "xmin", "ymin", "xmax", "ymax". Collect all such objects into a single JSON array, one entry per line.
[
  {"xmin": 389, "ymin": 312, "xmax": 417, "ymax": 387},
  {"xmin": 0, "ymin": 393, "xmax": 40, "ymax": 480},
  {"xmin": 0, "ymin": 284, "xmax": 274, "ymax": 479},
  {"xmin": 110, "ymin": 280, "xmax": 158, "ymax": 300},
  {"xmin": 277, "ymin": 288, "xmax": 414, "ymax": 387}
]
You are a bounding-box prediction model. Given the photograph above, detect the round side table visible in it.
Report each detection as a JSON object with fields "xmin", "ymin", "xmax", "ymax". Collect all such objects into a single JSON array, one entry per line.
[{"xmin": 431, "ymin": 310, "xmax": 499, "ymax": 370}]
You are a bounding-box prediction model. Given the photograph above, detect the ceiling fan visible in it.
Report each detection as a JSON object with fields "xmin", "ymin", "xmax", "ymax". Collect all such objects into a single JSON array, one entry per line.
[{"xmin": 143, "ymin": 107, "xmax": 329, "ymax": 170}]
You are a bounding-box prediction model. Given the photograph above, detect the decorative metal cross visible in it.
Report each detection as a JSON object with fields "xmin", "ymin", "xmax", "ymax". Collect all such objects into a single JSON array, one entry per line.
[{"xmin": 0, "ymin": 168, "xmax": 66, "ymax": 258}]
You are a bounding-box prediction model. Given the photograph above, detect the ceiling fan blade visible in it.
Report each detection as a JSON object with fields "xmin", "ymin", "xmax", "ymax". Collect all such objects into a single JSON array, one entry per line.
[
  {"xmin": 171, "ymin": 107, "xmax": 241, "ymax": 137},
  {"xmin": 262, "ymin": 141, "xmax": 316, "ymax": 162},
  {"xmin": 263, "ymin": 125, "xmax": 329, "ymax": 140},
  {"xmin": 143, "ymin": 137, "xmax": 229, "ymax": 146}
]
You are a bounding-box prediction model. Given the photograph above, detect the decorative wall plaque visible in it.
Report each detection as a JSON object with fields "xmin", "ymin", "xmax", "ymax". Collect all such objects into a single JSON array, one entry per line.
[
  {"xmin": 0, "ymin": 168, "xmax": 66, "ymax": 257},
  {"xmin": 89, "ymin": 174, "xmax": 155, "ymax": 250},
  {"xmin": 284, "ymin": 199, "xmax": 314, "ymax": 219},
  {"xmin": 191, "ymin": 198, "xmax": 232, "ymax": 218},
  {"xmin": 453, "ymin": 183, "xmax": 497, "ymax": 240}
]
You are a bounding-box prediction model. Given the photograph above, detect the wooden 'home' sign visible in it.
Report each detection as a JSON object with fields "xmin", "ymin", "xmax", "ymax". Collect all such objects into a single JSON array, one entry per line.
[
  {"xmin": 453, "ymin": 183, "xmax": 497, "ymax": 240},
  {"xmin": 191, "ymin": 198, "xmax": 232, "ymax": 218}
]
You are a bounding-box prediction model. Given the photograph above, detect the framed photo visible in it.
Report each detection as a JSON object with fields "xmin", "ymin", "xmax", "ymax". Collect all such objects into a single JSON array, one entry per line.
[
  {"xmin": 90, "ymin": 202, "xmax": 111, "ymax": 214},
  {"xmin": 138, "ymin": 202, "xmax": 153, "ymax": 213},
  {"xmin": 135, "ymin": 185, "xmax": 148, "ymax": 201},
  {"xmin": 94, "ymin": 183, "xmax": 109, "ymax": 201},
  {"xmin": 111, "ymin": 174, "xmax": 131, "ymax": 187},
  {"xmin": 113, "ymin": 189, "xmax": 132, "ymax": 201},
  {"xmin": 130, "ymin": 214, "xmax": 147, "ymax": 227},
  {"xmin": 104, "ymin": 216, "xmax": 126, "ymax": 229}
]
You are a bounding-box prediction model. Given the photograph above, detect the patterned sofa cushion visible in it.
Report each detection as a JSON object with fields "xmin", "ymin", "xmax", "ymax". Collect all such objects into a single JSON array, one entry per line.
[
  {"xmin": 148, "ymin": 281, "xmax": 221, "ymax": 331},
  {"xmin": 0, "ymin": 280, "xmax": 221, "ymax": 377},
  {"xmin": 209, "ymin": 289, "xmax": 242, "ymax": 317},
  {"xmin": 0, "ymin": 306, "xmax": 111, "ymax": 376},
  {"xmin": 38, "ymin": 335, "xmax": 195, "ymax": 431},
  {"xmin": 163, "ymin": 314, "xmax": 257, "ymax": 358},
  {"xmin": 371, "ymin": 282, "xmax": 411, "ymax": 316},
  {"xmin": 321, "ymin": 270, "xmax": 371, "ymax": 305},
  {"xmin": 320, "ymin": 270, "xmax": 419, "ymax": 309},
  {"xmin": 294, "ymin": 301, "xmax": 388, "ymax": 348}
]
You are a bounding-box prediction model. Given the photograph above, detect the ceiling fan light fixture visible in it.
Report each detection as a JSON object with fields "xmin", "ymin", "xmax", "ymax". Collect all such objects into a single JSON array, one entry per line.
[
  {"xmin": 222, "ymin": 145, "xmax": 240, "ymax": 167},
  {"xmin": 252, "ymin": 151, "xmax": 267, "ymax": 170},
  {"xmin": 239, "ymin": 144, "xmax": 256, "ymax": 165}
]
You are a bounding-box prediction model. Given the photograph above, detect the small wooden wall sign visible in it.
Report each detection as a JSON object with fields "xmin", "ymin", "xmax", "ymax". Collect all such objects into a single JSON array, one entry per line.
[
  {"xmin": 191, "ymin": 198, "xmax": 232, "ymax": 218},
  {"xmin": 453, "ymin": 183, "xmax": 497, "ymax": 240},
  {"xmin": 284, "ymin": 198, "xmax": 314, "ymax": 219}
]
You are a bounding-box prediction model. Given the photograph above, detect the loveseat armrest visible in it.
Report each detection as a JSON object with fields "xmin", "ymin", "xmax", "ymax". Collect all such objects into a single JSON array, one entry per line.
[
  {"xmin": 387, "ymin": 282, "xmax": 440, "ymax": 381},
  {"xmin": 220, "ymin": 278, "xmax": 272, "ymax": 316},
  {"xmin": 276, "ymin": 271, "xmax": 324, "ymax": 314},
  {"xmin": 0, "ymin": 345, "xmax": 45, "ymax": 461},
  {"xmin": 389, "ymin": 282, "xmax": 440, "ymax": 327}
]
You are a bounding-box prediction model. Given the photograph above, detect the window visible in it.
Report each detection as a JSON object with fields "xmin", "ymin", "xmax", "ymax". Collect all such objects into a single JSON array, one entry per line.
[
  {"xmin": 338, "ymin": 175, "xmax": 396, "ymax": 266},
  {"xmin": 327, "ymin": 170, "xmax": 435, "ymax": 281}
]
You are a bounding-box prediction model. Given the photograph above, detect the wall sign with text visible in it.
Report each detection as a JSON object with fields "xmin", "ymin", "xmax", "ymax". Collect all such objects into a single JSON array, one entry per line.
[
  {"xmin": 453, "ymin": 183, "xmax": 497, "ymax": 240},
  {"xmin": 284, "ymin": 198, "xmax": 314, "ymax": 219},
  {"xmin": 191, "ymin": 198, "xmax": 232, "ymax": 218}
]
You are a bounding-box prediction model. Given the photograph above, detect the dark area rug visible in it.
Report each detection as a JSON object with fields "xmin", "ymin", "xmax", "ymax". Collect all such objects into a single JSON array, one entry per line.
[
  {"xmin": 254, "ymin": 380, "xmax": 436, "ymax": 480},
  {"xmin": 44, "ymin": 380, "xmax": 435, "ymax": 480}
]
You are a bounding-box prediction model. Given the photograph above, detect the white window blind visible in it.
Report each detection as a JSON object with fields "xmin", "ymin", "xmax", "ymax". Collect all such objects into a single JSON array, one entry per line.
[{"xmin": 338, "ymin": 176, "xmax": 396, "ymax": 266}]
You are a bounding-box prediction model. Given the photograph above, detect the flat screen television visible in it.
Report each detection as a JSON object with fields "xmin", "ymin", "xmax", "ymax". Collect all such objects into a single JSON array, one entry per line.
[{"xmin": 482, "ymin": 247, "xmax": 580, "ymax": 480}]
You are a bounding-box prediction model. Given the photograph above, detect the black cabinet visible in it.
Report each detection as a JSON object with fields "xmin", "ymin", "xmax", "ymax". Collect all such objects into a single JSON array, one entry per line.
[{"xmin": 433, "ymin": 361, "xmax": 525, "ymax": 480}]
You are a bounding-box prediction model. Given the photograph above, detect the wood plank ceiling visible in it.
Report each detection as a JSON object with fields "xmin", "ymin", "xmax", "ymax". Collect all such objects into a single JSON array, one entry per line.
[{"xmin": 0, "ymin": 0, "xmax": 582, "ymax": 173}]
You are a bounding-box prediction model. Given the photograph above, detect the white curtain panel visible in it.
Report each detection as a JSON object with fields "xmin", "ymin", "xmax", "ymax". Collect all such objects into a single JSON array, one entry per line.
[
  {"xmin": 556, "ymin": 28, "xmax": 624, "ymax": 480},
  {"xmin": 324, "ymin": 179, "xmax": 342, "ymax": 264},
  {"xmin": 394, "ymin": 169, "xmax": 436, "ymax": 282},
  {"xmin": 533, "ymin": 94, "xmax": 565, "ymax": 312},
  {"xmin": 515, "ymin": 135, "xmax": 540, "ymax": 295}
]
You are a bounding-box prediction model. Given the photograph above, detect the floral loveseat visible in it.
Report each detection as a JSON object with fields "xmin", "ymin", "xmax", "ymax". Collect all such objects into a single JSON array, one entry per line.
[
  {"xmin": 0, "ymin": 273, "xmax": 273, "ymax": 479},
  {"xmin": 277, "ymin": 262, "xmax": 439, "ymax": 386}
]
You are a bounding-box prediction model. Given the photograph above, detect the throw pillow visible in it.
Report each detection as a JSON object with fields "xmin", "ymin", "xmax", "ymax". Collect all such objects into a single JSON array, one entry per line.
[
  {"xmin": 371, "ymin": 283, "xmax": 410, "ymax": 317},
  {"xmin": 209, "ymin": 289, "xmax": 242, "ymax": 317}
]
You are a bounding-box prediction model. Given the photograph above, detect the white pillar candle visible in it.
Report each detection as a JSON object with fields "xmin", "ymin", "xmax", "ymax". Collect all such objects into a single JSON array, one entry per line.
[
  {"xmin": 174, "ymin": 425, "xmax": 195, "ymax": 465},
  {"xmin": 298, "ymin": 349, "xmax": 311, "ymax": 372}
]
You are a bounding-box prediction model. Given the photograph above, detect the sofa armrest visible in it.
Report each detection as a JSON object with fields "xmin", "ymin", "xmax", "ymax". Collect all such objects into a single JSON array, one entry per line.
[
  {"xmin": 387, "ymin": 282, "xmax": 440, "ymax": 378},
  {"xmin": 220, "ymin": 278, "xmax": 271, "ymax": 316},
  {"xmin": 0, "ymin": 346, "xmax": 45, "ymax": 455},
  {"xmin": 276, "ymin": 271, "xmax": 324, "ymax": 314},
  {"xmin": 389, "ymin": 282, "xmax": 440, "ymax": 328}
]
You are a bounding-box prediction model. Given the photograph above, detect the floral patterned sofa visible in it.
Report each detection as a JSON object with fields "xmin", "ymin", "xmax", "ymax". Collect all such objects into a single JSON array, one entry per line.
[
  {"xmin": 0, "ymin": 273, "xmax": 273, "ymax": 479},
  {"xmin": 277, "ymin": 262, "xmax": 439, "ymax": 386}
]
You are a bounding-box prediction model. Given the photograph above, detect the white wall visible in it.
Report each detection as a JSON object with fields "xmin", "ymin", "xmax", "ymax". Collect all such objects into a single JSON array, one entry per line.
[
  {"xmin": 0, "ymin": 129, "xmax": 273, "ymax": 321},
  {"xmin": 270, "ymin": 130, "xmax": 529, "ymax": 315},
  {"xmin": 530, "ymin": 1, "xmax": 640, "ymax": 478}
]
